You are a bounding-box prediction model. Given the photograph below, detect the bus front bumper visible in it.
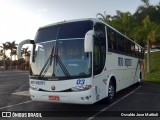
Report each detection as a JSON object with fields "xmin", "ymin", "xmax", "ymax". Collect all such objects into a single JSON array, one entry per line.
[{"xmin": 30, "ymin": 89, "xmax": 96, "ymax": 104}]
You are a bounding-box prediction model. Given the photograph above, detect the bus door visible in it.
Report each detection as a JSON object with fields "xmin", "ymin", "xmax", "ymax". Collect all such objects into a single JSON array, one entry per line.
[{"xmin": 93, "ymin": 23, "xmax": 107, "ymax": 101}]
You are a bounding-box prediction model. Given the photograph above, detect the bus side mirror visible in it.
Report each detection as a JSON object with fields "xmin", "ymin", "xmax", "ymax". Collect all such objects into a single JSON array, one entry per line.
[
  {"xmin": 84, "ymin": 30, "xmax": 94, "ymax": 53},
  {"xmin": 17, "ymin": 39, "xmax": 35, "ymax": 60}
]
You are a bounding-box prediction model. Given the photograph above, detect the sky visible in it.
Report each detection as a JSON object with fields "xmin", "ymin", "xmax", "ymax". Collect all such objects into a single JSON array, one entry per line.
[{"xmin": 0, "ymin": 0, "xmax": 159, "ymax": 45}]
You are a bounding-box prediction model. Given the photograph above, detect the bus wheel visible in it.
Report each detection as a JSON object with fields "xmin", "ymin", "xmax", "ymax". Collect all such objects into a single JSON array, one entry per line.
[{"xmin": 106, "ymin": 81, "xmax": 115, "ymax": 104}]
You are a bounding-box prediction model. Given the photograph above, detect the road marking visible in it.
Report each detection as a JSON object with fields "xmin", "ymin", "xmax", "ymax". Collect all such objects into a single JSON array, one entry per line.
[
  {"xmin": 0, "ymin": 101, "xmax": 32, "ymax": 110},
  {"xmin": 87, "ymin": 86, "xmax": 141, "ymax": 120},
  {"xmin": 134, "ymin": 92, "xmax": 160, "ymax": 95},
  {"xmin": 12, "ymin": 90, "xmax": 30, "ymax": 96}
]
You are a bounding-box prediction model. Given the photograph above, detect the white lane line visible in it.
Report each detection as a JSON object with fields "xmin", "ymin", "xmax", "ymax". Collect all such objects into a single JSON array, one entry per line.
[
  {"xmin": 0, "ymin": 101, "xmax": 32, "ymax": 110},
  {"xmin": 12, "ymin": 90, "xmax": 30, "ymax": 96},
  {"xmin": 87, "ymin": 86, "xmax": 142, "ymax": 120},
  {"xmin": 134, "ymin": 92, "xmax": 160, "ymax": 95}
]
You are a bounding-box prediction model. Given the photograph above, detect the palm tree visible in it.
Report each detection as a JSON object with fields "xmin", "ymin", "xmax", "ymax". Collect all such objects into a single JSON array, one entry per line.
[
  {"xmin": 112, "ymin": 10, "xmax": 124, "ymax": 19},
  {"xmin": 0, "ymin": 43, "xmax": 9, "ymax": 57},
  {"xmin": 134, "ymin": 0, "xmax": 158, "ymax": 24},
  {"xmin": 96, "ymin": 11, "xmax": 111, "ymax": 23},
  {"xmin": 156, "ymin": 2, "xmax": 160, "ymax": 11},
  {"xmin": 11, "ymin": 49, "xmax": 17, "ymax": 60},
  {"xmin": 4, "ymin": 41, "xmax": 17, "ymax": 69},
  {"xmin": 20, "ymin": 47, "xmax": 30, "ymax": 70},
  {"xmin": 155, "ymin": 25, "xmax": 160, "ymax": 45},
  {"xmin": 110, "ymin": 11, "xmax": 133, "ymax": 36},
  {"xmin": 6, "ymin": 41, "xmax": 17, "ymax": 61},
  {"xmin": 154, "ymin": 1, "xmax": 160, "ymax": 24},
  {"xmin": 0, "ymin": 43, "xmax": 10, "ymax": 70},
  {"xmin": 97, "ymin": 10, "xmax": 133, "ymax": 37},
  {"xmin": 126, "ymin": 16, "xmax": 156, "ymax": 73},
  {"xmin": 21, "ymin": 47, "xmax": 30, "ymax": 62},
  {"xmin": 142, "ymin": 16, "xmax": 156, "ymax": 73},
  {"xmin": 0, "ymin": 47, "xmax": 3, "ymax": 60},
  {"xmin": 0, "ymin": 47, "xmax": 3, "ymax": 55}
]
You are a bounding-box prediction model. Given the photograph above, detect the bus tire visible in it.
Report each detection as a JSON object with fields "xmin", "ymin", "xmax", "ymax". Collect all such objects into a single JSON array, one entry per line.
[{"xmin": 106, "ymin": 80, "xmax": 115, "ymax": 104}]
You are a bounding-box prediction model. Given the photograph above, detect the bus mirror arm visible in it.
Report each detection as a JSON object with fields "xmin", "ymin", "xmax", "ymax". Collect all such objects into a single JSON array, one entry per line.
[
  {"xmin": 17, "ymin": 39, "xmax": 35, "ymax": 59},
  {"xmin": 84, "ymin": 30, "xmax": 94, "ymax": 53}
]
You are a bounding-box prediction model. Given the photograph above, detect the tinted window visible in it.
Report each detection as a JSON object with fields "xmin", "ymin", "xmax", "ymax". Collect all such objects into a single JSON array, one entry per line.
[
  {"xmin": 35, "ymin": 25, "xmax": 59, "ymax": 43},
  {"xmin": 93, "ymin": 23, "xmax": 106, "ymax": 75},
  {"xmin": 135, "ymin": 45, "xmax": 139, "ymax": 58},
  {"xmin": 107, "ymin": 27, "xmax": 144, "ymax": 58},
  {"xmin": 35, "ymin": 20, "xmax": 93, "ymax": 43},
  {"xmin": 58, "ymin": 21, "xmax": 93, "ymax": 39},
  {"xmin": 131, "ymin": 42, "xmax": 135, "ymax": 56},
  {"xmin": 126, "ymin": 40, "xmax": 131, "ymax": 55},
  {"xmin": 117, "ymin": 34, "xmax": 125, "ymax": 53},
  {"xmin": 107, "ymin": 28, "xmax": 117, "ymax": 51}
]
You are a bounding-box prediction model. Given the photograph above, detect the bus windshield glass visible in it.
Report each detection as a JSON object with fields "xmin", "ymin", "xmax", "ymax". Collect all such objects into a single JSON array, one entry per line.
[{"xmin": 30, "ymin": 20, "xmax": 93, "ymax": 79}]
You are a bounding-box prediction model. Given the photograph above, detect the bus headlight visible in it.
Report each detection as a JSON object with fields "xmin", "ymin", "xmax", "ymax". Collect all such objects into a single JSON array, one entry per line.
[
  {"xmin": 30, "ymin": 85, "xmax": 39, "ymax": 91},
  {"xmin": 71, "ymin": 85, "xmax": 92, "ymax": 92}
]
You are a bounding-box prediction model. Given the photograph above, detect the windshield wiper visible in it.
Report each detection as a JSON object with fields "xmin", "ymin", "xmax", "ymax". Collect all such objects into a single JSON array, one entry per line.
[
  {"xmin": 38, "ymin": 47, "xmax": 54, "ymax": 78},
  {"xmin": 38, "ymin": 51, "xmax": 70, "ymax": 78},
  {"xmin": 54, "ymin": 55, "xmax": 71, "ymax": 78}
]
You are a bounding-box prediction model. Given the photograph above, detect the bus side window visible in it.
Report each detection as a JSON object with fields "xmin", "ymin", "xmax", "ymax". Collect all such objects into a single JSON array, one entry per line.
[
  {"xmin": 135, "ymin": 45, "xmax": 139, "ymax": 58},
  {"xmin": 94, "ymin": 23, "xmax": 106, "ymax": 75},
  {"xmin": 124, "ymin": 38, "xmax": 129, "ymax": 55},
  {"xmin": 117, "ymin": 34, "xmax": 125, "ymax": 53},
  {"xmin": 131, "ymin": 43, "xmax": 135, "ymax": 56},
  {"xmin": 107, "ymin": 28, "xmax": 116, "ymax": 52}
]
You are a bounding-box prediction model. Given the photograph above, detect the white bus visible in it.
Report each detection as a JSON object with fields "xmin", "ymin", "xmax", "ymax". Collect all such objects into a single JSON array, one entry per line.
[{"xmin": 17, "ymin": 18, "xmax": 144, "ymax": 104}]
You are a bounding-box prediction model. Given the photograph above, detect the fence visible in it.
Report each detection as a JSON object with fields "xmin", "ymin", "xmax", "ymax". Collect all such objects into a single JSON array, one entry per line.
[{"xmin": 0, "ymin": 65, "xmax": 29, "ymax": 71}]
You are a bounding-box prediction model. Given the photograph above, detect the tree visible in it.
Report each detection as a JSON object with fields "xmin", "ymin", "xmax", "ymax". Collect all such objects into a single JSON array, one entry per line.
[
  {"xmin": 142, "ymin": 16, "xmax": 156, "ymax": 73},
  {"xmin": 112, "ymin": 10, "xmax": 124, "ymax": 19},
  {"xmin": 134, "ymin": 0, "xmax": 160, "ymax": 24},
  {"xmin": 0, "ymin": 43, "xmax": 10, "ymax": 70},
  {"xmin": 6, "ymin": 41, "xmax": 17, "ymax": 61},
  {"xmin": 132, "ymin": 16, "xmax": 157, "ymax": 73},
  {"xmin": 21, "ymin": 47, "xmax": 30, "ymax": 62},
  {"xmin": 154, "ymin": 2, "xmax": 160, "ymax": 45},
  {"xmin": 4, "ymin": 41, "xmax": 17, "ymax": 69},
  {"xmin": 110, "ymin": 11, "xmax": 133, "ymax": 37},
  {"xmin": 156, "ymin": 2, "xmax": 160, "ymax": 12},
  {"xmin": 0, "ymin": 43, "xmax": 9, "ymax": 58},
  {"xmin": 96, "ymin": 11, "xmax": 111, "ymax": 23},
  {"xmin": 130, "ymin": 25, "xmax": 145, "ymax": 47},
  {"xmin": 97, "ymin": 10, "xmax": 134, "ymax": 37},
  {"xmin": 11, "ymin": 49, "xmax": 17, "ymax": 60},
  {"xmin": 0, "ymin": 47, "xmax": 3, "ymax": 57}
]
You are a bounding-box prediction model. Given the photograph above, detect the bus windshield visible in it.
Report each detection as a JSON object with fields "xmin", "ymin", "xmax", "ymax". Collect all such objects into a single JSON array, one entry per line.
[{"xmin": 30, "ymin": 20, "xmax": 93, "ymax": 80}]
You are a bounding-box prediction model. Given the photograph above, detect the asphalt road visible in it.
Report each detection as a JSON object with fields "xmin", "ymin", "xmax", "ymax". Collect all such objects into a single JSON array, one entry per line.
[{"xmin": 0, "ymin": 70, "xmax": 160, "ymax": 120}]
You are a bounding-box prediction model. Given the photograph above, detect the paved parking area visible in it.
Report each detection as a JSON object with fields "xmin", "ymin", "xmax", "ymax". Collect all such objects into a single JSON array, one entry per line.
[
  {"xmin": 0, "ymin": 70, "xmax": 160, "ymax": 120},
  {"xmin": 87, "ymin": 82, "xmax": 160, "ymax": 120}
]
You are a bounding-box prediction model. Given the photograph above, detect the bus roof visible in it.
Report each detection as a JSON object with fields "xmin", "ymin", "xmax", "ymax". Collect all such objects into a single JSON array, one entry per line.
[
  {"xmin": 39, "ymin": 18, "xmax": 99, "ymax": 28},
  {"xmin": 38, "ymin": 18, "xmax": 143, "ymax": 49}
]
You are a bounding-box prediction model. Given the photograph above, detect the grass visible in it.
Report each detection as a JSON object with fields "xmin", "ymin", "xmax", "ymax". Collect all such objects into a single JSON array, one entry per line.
[{"xmin": 144, "ymin": 51, "xmax": 160, "ymax": 83}]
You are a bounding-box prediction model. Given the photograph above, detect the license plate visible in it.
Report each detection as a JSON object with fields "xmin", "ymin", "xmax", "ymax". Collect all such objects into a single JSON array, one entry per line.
[{"xmin": 48, "ymin": 96, "xmax": 60, "ymax": 101}]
